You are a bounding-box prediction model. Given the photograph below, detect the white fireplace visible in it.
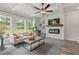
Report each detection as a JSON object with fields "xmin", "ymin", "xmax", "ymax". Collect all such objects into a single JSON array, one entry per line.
[{"xmin": 46, "ymin": 27, "xmax": 64, "ymax": 40}]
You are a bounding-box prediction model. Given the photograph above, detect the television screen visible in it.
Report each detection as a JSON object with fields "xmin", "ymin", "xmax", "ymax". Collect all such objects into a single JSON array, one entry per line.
[{"xmin": 48, "ymin": 18, "xmax": 60, "ymax": 25}]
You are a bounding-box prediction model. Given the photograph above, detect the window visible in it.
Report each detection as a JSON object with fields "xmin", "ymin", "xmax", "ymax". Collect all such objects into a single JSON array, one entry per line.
[
  {"xmin": 26, "ymin": 20, "xmax": 35, "ymax": 32},
  {"xmin": 5, "ymin": 17, "xmax": 11, "ymax": 34},
  {"xmin": 28, "ymin": 21, "xmax": 33, "ymax": 32},
  {"xmin": 0, "ymin": 15, "xmax": 11, "ymax": 35},
  {"xmin": 16, "ymin": 18, "xmax": 24, "ymax": 33}
]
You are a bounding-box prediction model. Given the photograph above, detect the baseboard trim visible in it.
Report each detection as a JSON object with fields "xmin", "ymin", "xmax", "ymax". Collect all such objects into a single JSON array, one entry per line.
[{"xmin": 65, "ymin": 38, "xmax": 79, "ymax": 44}]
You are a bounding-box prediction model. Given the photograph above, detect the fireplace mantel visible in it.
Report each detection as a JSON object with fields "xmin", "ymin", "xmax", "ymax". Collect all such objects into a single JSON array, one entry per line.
[{"xmin": 46, "ymin": 24, "xmax": 63, "ymax": 27}]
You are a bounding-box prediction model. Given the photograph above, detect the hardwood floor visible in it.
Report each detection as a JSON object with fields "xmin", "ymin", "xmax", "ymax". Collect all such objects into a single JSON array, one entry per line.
[
  {"xmin": 0, "ymin": 38, "xmax": 63, "ymax": 55},
  {"xmin": 60, "ymin": 40, "xmax": 79, "ymax": 55}
]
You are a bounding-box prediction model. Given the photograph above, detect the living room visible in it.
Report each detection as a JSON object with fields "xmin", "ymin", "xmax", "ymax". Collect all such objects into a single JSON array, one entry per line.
[{"xmin": 0, "ymin": 3, "xmax": 79, "ymax": 55}]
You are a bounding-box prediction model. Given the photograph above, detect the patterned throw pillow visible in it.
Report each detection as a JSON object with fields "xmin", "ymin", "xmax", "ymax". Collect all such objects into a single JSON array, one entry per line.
[
  {"xmin": 13, "ymin": 34, "xmax": 21, "ymax": 39},
  {"xmin": 27, "ymin": 32, "xmax": 32, "ymax": 36}
]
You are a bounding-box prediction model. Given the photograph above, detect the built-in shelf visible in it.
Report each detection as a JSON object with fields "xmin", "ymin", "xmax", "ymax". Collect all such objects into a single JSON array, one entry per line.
[{"xmin": 46, "ymin": 24, "xmax": 63, "ymax": 27}]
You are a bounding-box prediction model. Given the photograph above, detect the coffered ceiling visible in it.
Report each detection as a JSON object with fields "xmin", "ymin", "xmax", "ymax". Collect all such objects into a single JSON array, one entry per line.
[{"xmin": 0, "ymin": 3, "xmax": 78, "ymax": 18}]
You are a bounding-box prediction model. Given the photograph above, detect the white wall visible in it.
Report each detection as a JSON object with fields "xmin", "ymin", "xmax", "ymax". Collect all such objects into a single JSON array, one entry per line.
[
  {"xmin": 38, "ymin": 13, "xmax": 64, "ymax": 40},
  {"xmin": 64, "ymin": 10, "xmax": 79, "ymax": 43},
  {"xmin": 35, "ymin": 6, "xmax": 79, "ymax": 42},
  {"xmin": 34, "ymin": 17, "xmax": 41, "ymax": 30}
]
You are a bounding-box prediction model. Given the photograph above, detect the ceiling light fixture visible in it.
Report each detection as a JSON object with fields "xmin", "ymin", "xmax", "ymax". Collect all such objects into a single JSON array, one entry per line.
[
  {"xmin": 41, "ymin": 11, "xmax": 46, "ymax": 15},
  {"xmin": 34, "ymin": 3, "xmax": 53, "ymax": 15}
]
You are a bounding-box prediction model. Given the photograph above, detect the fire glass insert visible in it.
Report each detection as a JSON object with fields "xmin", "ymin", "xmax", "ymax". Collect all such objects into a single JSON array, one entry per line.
[{"xmin": 49, "ymin": 29, "xmax": 60, "ymax": 34}]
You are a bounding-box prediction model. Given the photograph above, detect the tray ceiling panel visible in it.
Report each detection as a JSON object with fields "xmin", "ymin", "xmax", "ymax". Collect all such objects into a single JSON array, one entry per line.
[{"xmin": 0, "ymin": 3, "xmax": 77, "ymax": 18}]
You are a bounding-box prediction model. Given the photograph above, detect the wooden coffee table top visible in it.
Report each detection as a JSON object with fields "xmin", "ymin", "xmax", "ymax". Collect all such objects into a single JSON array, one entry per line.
[{"xmin": 24, "ymin": 37, "xmax": 43, "ymax": 44}]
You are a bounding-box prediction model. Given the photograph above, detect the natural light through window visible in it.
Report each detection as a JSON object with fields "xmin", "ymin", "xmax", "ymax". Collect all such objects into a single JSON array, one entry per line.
[
  {"xmin": 16, "ymin": 18, "xmax": 24, "ymax": 33},
  {"xmin": 0, "ymin": 15, "xmax": 11, "ymax": 35}
]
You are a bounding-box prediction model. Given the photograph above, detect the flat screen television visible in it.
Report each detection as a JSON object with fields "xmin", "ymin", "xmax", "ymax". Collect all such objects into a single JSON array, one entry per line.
[{"xmin": 48, "ymin": 18, "xmax": 60, "ymax": 25}]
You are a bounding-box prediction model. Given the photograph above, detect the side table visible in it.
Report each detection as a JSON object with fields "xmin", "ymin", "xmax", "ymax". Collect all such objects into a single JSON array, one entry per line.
[{"xmin": 0, "ymin": 36, "xmax": 8, "ymax": 51}]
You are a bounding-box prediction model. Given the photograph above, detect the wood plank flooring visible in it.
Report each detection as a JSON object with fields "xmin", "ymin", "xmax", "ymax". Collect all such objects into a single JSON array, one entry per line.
[{"xmin": 60, "ymin": 40, "xmax": 79, "ymax": 55}]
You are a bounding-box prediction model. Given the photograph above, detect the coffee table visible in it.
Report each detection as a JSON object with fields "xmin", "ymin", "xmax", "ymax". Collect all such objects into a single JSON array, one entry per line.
[{"xmin": 23, "ymin": 36, "xmax": 45, "ymax": 51}]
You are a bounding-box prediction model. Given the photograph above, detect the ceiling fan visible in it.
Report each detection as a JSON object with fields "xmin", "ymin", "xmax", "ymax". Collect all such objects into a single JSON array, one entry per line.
[{"xmin": 34, "ymin": 3, "xmax": 53, "ymax": 15}]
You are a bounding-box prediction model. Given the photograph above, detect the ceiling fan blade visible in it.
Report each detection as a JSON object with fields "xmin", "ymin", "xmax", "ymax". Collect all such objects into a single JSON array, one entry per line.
[
  {"xmin": 45, "ymin": 4, "xmax": 50, "ymax": 9},
  {"xmin": 46, "ymin": 10, "xmax": 53, "ymax": 12},
  {"xmin": 34, "ymin": 7, "xmax": 41, "ymax": 10},
  {"xmin": 34, "ymin": 11, "xmax": 40, "ymax": 14}
]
